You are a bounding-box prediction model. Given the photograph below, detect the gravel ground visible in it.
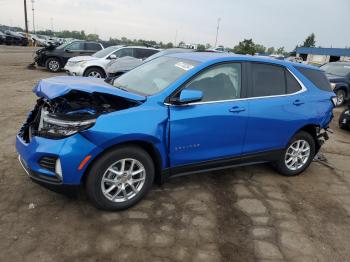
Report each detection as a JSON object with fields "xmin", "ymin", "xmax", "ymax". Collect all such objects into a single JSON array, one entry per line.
[{"xmin": 0, "ymin": 46, "xmax": 350, "ymax": 262}]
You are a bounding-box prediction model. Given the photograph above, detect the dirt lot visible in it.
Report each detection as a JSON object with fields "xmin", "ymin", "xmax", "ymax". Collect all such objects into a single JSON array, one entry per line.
[{"xmin": 0, "ymin": 45, "xmax": 350, "ymax": 262}]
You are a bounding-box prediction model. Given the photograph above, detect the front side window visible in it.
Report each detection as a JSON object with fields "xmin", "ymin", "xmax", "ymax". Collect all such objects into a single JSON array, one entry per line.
[
  {"xmin": 113, "ymin": 56, "xmax": 199, "ymax": 95},
  {"xmin": 66, "ymin": 41, "xmax": 84, "ymax": 51},
  {"xmin": 251, "ymin": 63, "xmax": 286, "ymax": 97},
  {"xmin": 134, "ymin": 49, "xmax": 158, "ymax": 59},
  {"xmin": 183, "ymin": 63, "xmax": 241, "ymax": 102}
]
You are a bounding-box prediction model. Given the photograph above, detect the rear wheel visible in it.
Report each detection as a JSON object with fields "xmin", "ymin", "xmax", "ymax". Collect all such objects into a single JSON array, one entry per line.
[
  {"xmin": 335, "ymin": 89, "xmax": 346, "ymax": 106},
  {"xmin": 84, "ymin": 67, "xmax": 105, "ymax": 78},
  {"xmin": 86, "ymin": 146, "xmax": 155, "ymax": 210},
  {"xmin": 274, "ymin": 131, "xmax": 315, "ymax": 176},
  {"xmin": 45, "ymin": 57, "xmax": 61, "ymax": 72}
]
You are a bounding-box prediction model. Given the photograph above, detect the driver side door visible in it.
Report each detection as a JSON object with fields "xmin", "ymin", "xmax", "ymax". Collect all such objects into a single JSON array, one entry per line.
[{"xmin": 169, "ymin": 62, "xmax": 249, "ymax": 169}]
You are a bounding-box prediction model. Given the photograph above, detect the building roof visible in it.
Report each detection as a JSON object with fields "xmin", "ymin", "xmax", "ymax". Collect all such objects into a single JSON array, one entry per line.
[{"xmin": 296, "ymin": 47, "xmax": 350, "ymax": 57}]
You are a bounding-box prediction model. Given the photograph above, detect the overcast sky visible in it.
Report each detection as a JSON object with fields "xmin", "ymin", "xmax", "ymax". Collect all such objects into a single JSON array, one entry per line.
[{"xmin": 0, "ymin": 0, "xmax": 349, "ymax": 50}]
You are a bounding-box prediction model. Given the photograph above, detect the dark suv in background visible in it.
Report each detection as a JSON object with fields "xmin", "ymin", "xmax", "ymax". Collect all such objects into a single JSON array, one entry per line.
[
  {"xmin": 34, "ymin": 40, "xmax": 104, "ymax": 72},
  {"xmin": 321, "ymin": 62, "xmax": 350, "ymax": 106}
]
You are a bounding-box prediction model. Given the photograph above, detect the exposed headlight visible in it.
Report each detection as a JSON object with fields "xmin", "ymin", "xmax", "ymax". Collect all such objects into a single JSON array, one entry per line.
[
  {"xmin": 38, "ymin": 110, "xmax": 96, "ymax": 138},
  {"xmin": 330, "ymin": 83, "xmax": 336, "ymax": 90}
]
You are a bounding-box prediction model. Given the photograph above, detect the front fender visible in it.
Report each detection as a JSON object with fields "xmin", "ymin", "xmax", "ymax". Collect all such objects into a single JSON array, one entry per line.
[{"xmin": 81, "ymin": 103, "xmax": 169, "ymax": 168}]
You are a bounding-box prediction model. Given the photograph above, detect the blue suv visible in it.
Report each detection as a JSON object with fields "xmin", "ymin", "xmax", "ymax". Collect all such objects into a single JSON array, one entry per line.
[{"xmin": 16, "ymin": 53, "xmax": 335, "ymax": 210}]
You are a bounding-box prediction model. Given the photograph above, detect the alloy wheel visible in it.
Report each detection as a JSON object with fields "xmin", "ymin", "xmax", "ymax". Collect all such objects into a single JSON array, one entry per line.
[
  {"xmin": 284, "ymin": 140, "xmax": 310, "ymax": 171},
  {"xmin": 88, "ymin": 71, "xmax": 102, "ymax": 78},
  {"xmin": 49, "ymin": 60, "xmax": 59, "ymax": 71},
  {"xmin": 336, "ymin": 90, "xmax": 345, "ymax": 106},
  {"xmin": 101, "ymin": 158, "xmax": 146, "ymax": 202}
]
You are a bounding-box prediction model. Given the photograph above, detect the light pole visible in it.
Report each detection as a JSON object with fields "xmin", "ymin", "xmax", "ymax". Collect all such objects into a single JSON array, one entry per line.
[
  {"xmin": 174, "ymin": 29, "xmax": 178, "ymax": 47},
  {"xmin": 50, "ymin": 17, "xmax": 54, "ymax": 32},
  {"xmin": 31, "ymin": 0, "xmax": 35, "ymax": 33},
  {"xmin": 24, "ymin": 0, "xmax": 28, "ymax": 34},
  {"xmin": 214, "ymin": 18, "xmax": 221, "ymax": 48}
]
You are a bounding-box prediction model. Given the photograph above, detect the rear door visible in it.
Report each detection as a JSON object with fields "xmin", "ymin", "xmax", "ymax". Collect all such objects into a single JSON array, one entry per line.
[
  {"xmin": 243, "ymin": 62, "xmax": 306, "ymax": 154},
  {"xmin": 63, "ymin": 41, "xmax": 85, "ymax": 62},
  {"xmin": 169, "ymin": 62, "xmax": 249, "ymax": 167}
]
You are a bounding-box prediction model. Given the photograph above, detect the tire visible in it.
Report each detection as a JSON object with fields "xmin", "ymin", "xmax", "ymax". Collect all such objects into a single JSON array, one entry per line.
[
  {"xmin": 84, "ymin": 67, "xmax": 105, "ymax": 78},
  {"xmin": 85, "ymin": 146, "xmax": 155, "ymax": 211},
  {"xmin": 335, "ymin": 89, "xmax": 346, "ymax": 107},
  {"xmin": 273, "ymin": 131, "xmax": 315, "ymax": 176},
  {"xmin": 45, "ymin": 57, "xmax": 61, "ymax": 72},
  {"xmin": 339, "ymin": 108, "xmax": 350, "ymax": 130}
]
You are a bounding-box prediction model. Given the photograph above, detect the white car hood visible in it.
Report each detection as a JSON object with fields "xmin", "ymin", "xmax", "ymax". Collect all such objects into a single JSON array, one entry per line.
[{"xmin": 68, "ymin": 56, "xmax": 98, "ymax": 63}]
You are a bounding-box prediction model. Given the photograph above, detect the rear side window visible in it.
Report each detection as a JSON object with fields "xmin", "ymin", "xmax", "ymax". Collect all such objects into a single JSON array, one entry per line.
[
  {"xmin": 85, "ymin": 43, "xmax": 102, "ymax": 51},
  {"xmin": 134, "ymin": 49, "xmax": 158, "ymax": 59},
  {"xmin": 251, "ymin": 63, "xmax": 285, "ymax": 97},
  {"xmin": 296, "ymin": 67, "xmax": 332, "ymax": 92},
  {"xmin": 286, "ymin": 71, "xmax": 302, "ymax": 94}
]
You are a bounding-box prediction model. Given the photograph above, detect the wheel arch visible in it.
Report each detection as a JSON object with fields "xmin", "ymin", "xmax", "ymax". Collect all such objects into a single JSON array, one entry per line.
[
  {"xmin": 83, "ymin": 66, "xmax": 106, "ymax": 77},
  {"xmin": 293, "ymin": 124, "xmax": 321, "ymax": 153},
  {"xmin": 81, "ymin": 140, "xmax": 165, "ymax": 186}
]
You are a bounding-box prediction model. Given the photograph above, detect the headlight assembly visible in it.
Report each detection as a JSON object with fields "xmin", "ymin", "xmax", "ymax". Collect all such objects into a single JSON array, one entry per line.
[{"xmin": 37, "ymin": 109, "xmax": 96, "ymax": 138}]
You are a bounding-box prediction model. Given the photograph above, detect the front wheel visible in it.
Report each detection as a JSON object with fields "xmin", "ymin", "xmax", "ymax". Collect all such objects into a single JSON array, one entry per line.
[
  {"xmin": 84, "ymin": 67, "xmax": 105, "ymax": 78},
  {"xmin": 45, "ymin": 57, "xmax": 61, "ymax": 72},
  {"xmin": 274, "ymin": 131, "xmax": 315, "ymax": 176},
  {"xmin": 86, "ymin": 146, "xmax": 155, "ymax": 210}
]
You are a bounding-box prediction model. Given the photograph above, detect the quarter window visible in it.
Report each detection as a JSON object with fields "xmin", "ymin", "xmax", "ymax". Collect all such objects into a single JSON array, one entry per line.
[
  {"xmin": 251, "ymin": 63, "xmax": 286, "ymax": 97},
  {"xmin": 184, "ymin": 63, "xmax": 241, "ymax": 102},
  {"xmin": 296, "ymin": 67, "xmax": 332, "ymax": 92}
]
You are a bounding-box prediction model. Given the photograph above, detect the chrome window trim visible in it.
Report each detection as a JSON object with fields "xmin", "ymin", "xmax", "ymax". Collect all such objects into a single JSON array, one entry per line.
[{"xmin": 165, "ymin": 68, "xmax": 307, "ymax": 106}]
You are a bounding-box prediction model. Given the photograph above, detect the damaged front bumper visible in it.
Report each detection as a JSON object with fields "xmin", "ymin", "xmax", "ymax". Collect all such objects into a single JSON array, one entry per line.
[{"xmin": 16, "ymin": 128, "xmax": 101, "ymax": 186}]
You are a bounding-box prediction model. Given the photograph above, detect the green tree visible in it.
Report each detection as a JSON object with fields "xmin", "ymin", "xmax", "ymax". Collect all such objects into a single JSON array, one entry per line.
[
  {"xmin": 233, "ymin": 39, "xmax": 256, "ymax": 55},
  {"xmin": 276, "ymin": 47, "xmax": 285, "ymax": 55},
  {"xmin": 197, "ymin": 44, "xmax": 206, "ymax": 51},
  {"xmin": 302, "ymin": 33, "xmax": 316, "ymax": 47},
  {"xmin": 86, "ymin": 34, "xmax": 99, "ymax": 41},
  {"xmin": 254, "ymin": 44, "xmax": 266, "ymax": 54},
  {"xmin": 165, "ymin": 42, "xmax": 174, "ymax": 48}
]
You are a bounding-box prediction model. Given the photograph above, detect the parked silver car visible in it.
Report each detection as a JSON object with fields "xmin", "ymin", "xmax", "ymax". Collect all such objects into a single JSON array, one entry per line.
[{"xmin": 64, "ymin": 45, "xmax": 159, "ymax": 78}]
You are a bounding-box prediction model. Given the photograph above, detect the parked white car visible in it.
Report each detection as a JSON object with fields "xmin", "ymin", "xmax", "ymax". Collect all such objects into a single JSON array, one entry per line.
[{"xmin": 64, "ymin": 45, "xmax": 159, "ymax": 78}]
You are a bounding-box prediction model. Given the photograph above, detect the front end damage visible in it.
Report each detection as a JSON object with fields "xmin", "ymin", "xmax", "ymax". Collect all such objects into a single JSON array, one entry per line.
[
  {"xmin": 19, "ymin": 90, "xmax": 140, "ymax": 142},
  {"xmin": 17, "ymin": 80, "xmax": 143, "ymax": 188}
]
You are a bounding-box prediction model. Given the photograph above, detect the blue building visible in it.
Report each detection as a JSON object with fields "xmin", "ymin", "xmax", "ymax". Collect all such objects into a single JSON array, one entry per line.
[{"xmin": 296, "ymin": 47, "xmax": 350, "ymax": 65}]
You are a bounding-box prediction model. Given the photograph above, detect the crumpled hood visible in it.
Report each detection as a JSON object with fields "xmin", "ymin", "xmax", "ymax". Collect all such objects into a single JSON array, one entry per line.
[
  {"xmin": 33, "ymin": 76, "xmax": 146, "ymax": 101},
  {"xmin": 68, "ymin": 56, "xmax": 98, "ymax": 63}
]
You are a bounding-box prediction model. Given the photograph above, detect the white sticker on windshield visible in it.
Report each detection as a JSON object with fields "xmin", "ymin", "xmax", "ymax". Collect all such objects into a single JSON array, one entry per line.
[{"xmin": 175, "ymin": 62, "xmax": 194, "ymax": 71}]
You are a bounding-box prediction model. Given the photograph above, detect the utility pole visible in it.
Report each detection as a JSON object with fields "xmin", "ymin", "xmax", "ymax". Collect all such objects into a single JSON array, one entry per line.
[
  {"xmin": 214, "ymin": 18, "xmax": 221, "ymax": 48},
  {"xmin": 24, "ymin": 0, "xmax": 29, "ymax": 34},
  {"xmin": 31, "ymin": 0, "xmax": 35, "ymax": 33}
]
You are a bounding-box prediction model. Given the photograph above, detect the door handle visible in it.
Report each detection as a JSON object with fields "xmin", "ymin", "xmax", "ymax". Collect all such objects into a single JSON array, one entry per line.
[
  {"xmin": 229, "ymin": 106, "xmax": 246, "ymax": 113},
  {"xmin": 293, "ymin": 99, "xmax": 304, "ymax": 106}
]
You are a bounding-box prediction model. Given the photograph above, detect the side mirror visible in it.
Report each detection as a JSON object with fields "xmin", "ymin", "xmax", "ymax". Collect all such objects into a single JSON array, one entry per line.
[
  {"xmin": 171, "ymin": 89, "xmax": 203, "ymax": 104},
  {"xmin": 109, "ymin": 54, "xmax": 117, "ymax": 60}
]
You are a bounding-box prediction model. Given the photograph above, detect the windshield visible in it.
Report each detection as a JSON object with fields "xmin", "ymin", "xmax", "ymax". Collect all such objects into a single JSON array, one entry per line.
[
  {"xmin": 92, "ymin": 46, "xmax": 120, "ymax": 58},
  {"xmin": 321, "ymin": 63, "xmax": 350, "ymax": 77},
  {"xmin": 113, "ymin": 56, "xmax": 199, "ymax": 95}
]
